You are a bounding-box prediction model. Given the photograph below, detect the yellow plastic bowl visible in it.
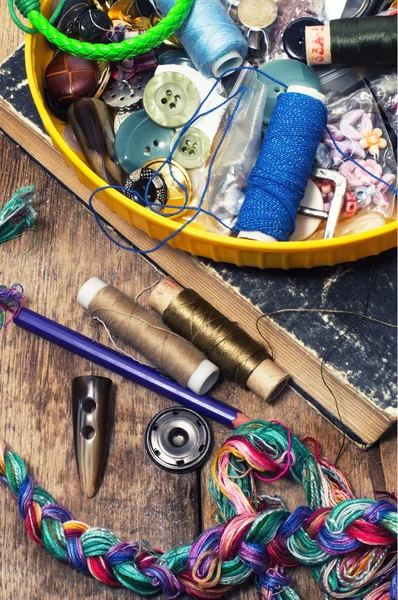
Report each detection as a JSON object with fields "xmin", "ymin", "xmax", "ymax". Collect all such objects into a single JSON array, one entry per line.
[{"xmin": 25, "ymin": 11, "xmax": 397, "ymax": 268}]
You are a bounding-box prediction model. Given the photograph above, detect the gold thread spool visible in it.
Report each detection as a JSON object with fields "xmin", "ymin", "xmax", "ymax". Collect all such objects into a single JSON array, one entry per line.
[
  {"xmin": 149, "ymin": 278, "xmax": 289, "ymax": 401},
  {"xmin": 77, "ymin": 278, "xmax": 219, "ymax": 395}
]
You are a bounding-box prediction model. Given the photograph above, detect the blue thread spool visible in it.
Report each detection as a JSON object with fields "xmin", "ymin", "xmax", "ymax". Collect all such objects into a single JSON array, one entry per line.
[
  {"xmin": 156, "ymin": 0, "xmax": 248, "ymax": 78},
  {"xmin": 236, "ymin": 86, "xmax": 328, "ymax": 242}
]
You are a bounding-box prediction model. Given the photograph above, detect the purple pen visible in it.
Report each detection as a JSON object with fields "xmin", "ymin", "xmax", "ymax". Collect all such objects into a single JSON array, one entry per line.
[{"xmin": 13, "ymin": 307, "xmax": 250, "ymax": 429}]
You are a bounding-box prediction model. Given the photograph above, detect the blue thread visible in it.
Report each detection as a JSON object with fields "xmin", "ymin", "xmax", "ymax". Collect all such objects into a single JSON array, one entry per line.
[
  {"xmin": 235, "ymin": 92, "xmax": 328, "ymax": 242},
  {"xmin": 156, "ymin": 0, "xmax": 247, "ymax": 78},
  {"xmin": 87, "ymin": 65, "xmax": 397, "ymax": 255}
]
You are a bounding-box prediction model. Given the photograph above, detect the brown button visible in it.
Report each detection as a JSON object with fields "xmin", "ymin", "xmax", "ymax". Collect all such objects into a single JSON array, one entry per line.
[{"xmin": 45, "ymin": 52, "xmax": 100, "ymax": 104}]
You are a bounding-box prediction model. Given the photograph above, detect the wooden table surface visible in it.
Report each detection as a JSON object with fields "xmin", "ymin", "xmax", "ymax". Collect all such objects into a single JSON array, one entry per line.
[{"xmin": 0, "ymin": 18, "xmax": 397, "ymax": 600}]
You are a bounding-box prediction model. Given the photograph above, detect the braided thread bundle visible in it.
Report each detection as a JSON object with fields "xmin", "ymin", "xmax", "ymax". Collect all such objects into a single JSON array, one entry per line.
[
  {"xmin": 9, "ymin": 0, "xmax": 194, "ymax": 59},
  {"xmin": 0, "ymin": 421, "xmax": 396, "ymax": 599}
]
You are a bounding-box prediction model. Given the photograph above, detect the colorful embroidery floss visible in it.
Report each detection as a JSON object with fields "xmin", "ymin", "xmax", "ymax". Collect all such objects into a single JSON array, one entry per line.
[
  {"xmin": 0, "ymin": 187, "xmax": 37, "ymax": 245},
  {"xmin": 0, "ymin": 420, "xmax": 396, "ymax": 598}
]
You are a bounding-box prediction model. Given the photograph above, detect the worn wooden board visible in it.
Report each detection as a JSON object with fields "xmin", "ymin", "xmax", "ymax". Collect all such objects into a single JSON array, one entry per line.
[
  {"xmin": 0, "ymin": 129, "xmax": 396, "ymax": 600},
  {"xmin": 0, "ymin": 43, "xmax": 396, "ymax": 445}
]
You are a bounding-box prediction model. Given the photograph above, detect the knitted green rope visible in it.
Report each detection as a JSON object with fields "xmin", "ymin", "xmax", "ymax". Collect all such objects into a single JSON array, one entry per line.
[{"xmin": 9, "ymin": 0, "xmax": 195, "ymax": 59}]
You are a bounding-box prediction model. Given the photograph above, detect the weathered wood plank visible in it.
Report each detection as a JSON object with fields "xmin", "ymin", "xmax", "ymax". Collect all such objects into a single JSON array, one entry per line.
[{"xmin": 0, "ymin": 133, "xmax": 200, "ymax": 599}]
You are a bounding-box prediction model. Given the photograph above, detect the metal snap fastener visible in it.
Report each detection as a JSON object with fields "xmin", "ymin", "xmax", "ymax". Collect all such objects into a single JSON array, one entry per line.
[
  {"xmin": 102, "ymin": 71, "xmax": 154, "ymax": 109},
  {"xmin": 124, "ymin": 166, "xmax": 167, "ymax": 207},
  {"xmin": 170, "ymin": 128, "xmax": 211, "ymax": 169},
  {"xmin": 115, "ymin": 110, "xmax": 175, "ymax": 173},
  {"xmin": 283, "ymin": 17, "xmax": 323, "ymax": 62},
  {"xmin": 143, "ymin": 158, "xmax": 192, "ymax": 216},
  {"xmin": 145, "ymin": 407, "xmax": 212, "ymax": 473},
  {"xmin": 143, "ymin": 71, "xmax": 200, "ymax": 128}
]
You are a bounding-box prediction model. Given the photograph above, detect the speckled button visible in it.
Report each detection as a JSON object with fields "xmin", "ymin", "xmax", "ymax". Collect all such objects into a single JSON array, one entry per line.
[
  {"xmin": 115, "ymin": 109, "xmax": 175, "ymax": 173},
  {"xmin": 143, "ymin": 158, "xmax": 192, "ymax": 216},
  {"xmin": 170, "ymin": 128, "xmax": 211, "ymax": 169},
  {"xmin": 283, "ymin": 17, "xmax": 323, "ymax": 62},
  {"xmin": 124, "ymin": 166, "xmax": 167, "ymax": 207},
  {"xmin": 102, "ymin": 71, "xmax": 153, "ymax": 109},
  {"xmin": 143, "ymin": 71, "xmax": 200, "ymax": 128}
]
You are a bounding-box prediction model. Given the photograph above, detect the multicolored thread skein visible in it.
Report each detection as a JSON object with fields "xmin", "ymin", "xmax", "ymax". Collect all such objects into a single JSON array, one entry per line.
[
  {"xmin": 0, "ymin": 419, "xmax": 396, "ymax": 599},
  {"xmin": 0, "ymin": 186, "xmax": 37, "ymax": 245},
  {"xmin": 149, "ymin": 277, "xmax": 289, "ymax": 402}
]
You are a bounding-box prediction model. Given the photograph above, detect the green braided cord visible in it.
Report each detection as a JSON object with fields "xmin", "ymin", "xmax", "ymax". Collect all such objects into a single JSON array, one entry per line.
[{"xmin": 10, "ymin": 0, "xmax": 195, "ymax": 60}]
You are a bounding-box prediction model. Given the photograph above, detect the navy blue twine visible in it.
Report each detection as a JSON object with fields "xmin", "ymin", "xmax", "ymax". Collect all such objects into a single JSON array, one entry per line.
[{"xmin": 88, "ymin": 65, "xmax": 398, "ymax": 254}]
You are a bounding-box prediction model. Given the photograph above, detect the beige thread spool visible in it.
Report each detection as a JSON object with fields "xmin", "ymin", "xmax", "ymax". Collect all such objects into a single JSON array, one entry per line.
[
  {"xmin": 149, "ymin": 278, "xmax": 289, "ymax": 402},
  {"xmin": 77, "ymin": 278, "xmax": 220, "ymax": 395}
]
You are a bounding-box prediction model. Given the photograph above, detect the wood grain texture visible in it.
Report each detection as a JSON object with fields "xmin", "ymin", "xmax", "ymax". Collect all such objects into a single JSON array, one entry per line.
[
  {"xmin": 0, "ymin": 15, "xmax": 396, "ymax": 600},
  {"xmin": 0, "ymin": 133, "xmax": 201, "ymax": 599}
]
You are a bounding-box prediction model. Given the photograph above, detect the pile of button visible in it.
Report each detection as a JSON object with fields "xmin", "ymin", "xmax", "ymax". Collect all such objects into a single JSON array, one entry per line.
[{"xmin": 43, "ymin": 0, "xmax": 215, "ymax": 217}]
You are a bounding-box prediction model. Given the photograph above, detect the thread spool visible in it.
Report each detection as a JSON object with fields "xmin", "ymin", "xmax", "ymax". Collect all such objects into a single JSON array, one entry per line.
[
  {"xmin": 304, "ymin": 16, "xmax": 397, "ymax": 66},
  {"xmin": 236, "ymin": 86, "xmax": 327, "ymax": 242},
  {"xmin": 149, "ymin": 278, "xmax": 289, "ymax": 402},
  {"xmin": 77, "ymin": 278, "xmax": 219, "ymax": 395},
  {"xmin": 156, "ymin": 0, "xmax": 248, "ymax": 77}
]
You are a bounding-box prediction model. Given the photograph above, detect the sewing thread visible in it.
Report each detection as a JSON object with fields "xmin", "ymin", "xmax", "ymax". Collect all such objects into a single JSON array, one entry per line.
[
  {"xmin": 236, "ymin": 90, "xmax": 328, "ymax": 241},
  {"xmin": 81, "ymin": 282, "xmax": 219, "ymax": 392},
  {"xmin": 0, "ymin": 421, "xmax": 396, "ymax": 598},
  {"xmin": 156, "ymin": 0, "xmax": 247, "ymax": 77}
]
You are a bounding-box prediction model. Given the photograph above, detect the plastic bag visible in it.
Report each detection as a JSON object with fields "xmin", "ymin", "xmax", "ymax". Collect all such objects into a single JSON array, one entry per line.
[
  {"xmin": 366, "ymin": 70, "xmax": 398, "ymax": 138},
  {"xmin": 319, "ymin": 68, "xmax": 396, "ymax": 218},
  {"xmin": 198, "ymin": 69, "xmax": 266, "ymax": 234}
]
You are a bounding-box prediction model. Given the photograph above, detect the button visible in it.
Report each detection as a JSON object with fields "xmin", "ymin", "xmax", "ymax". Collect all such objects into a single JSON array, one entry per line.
[
  {"xmin": 45, "ymin": 52, "xmax": 100, "ymax": 104},
  {"xmin": 283, "ymin": 17, "xmax": 323, "ymax": 62},
  {"xmin": 136, "ymin": 0, "xmax": 156, "ymax": 18},
  {"xmin": 124, "ymin": 166, "xmax": 167, "ymax": 207},
  {"xmin": 95, "ymin": 60, "xmax": 111, "ymax": 97},
  {"xmin": 102, "ymin": 71, "xmax": 154, "ymax": 109},
  {"xmin": 170, "ymin": 128, "xmax": 211, "ymax": 169},
  {"xmin": 113, "ymin": 104, "xmax": 142, "ymax": 133},
  {"xmin": 56, "ymin": 2, "xmax": 90, "ymax": 38},
  {"xmin": 52, "ymin": 0, "xmax": 90, "ymax": 27},
  {"xmin": 44, "ymin": 88, "xmax": 69, "ymax": 121},
  {"xmin": 107, "ymin": 0, "xmax": 140, "ymax": 23},
  {"xmin": 143, "ymin": 158, "xmax": 192, "ymax": 216},
  {"xmin": 158, "ymin": 49, "xmax": 195, "ymax": 68},
  {"xmin": 79, "ymin": 9, "xmax": 113, "ymax": 42},
  {"xmin": 257, "ymin": 58, "xmax": 322, "ymax": 124},
  {"xmin": 115, "ymin": 109, "xmax": 175, "ymax": 173},
  {"xmin": 145, "ymin": 408, "xmax": 212, "ymax": 474},
  {"xmin": 143, "ymin": 71, "xmax": 200, "ymax": 128},
  {"xmin": 237, "ymin": 0, "xmax": 277, "ymax": 30}
]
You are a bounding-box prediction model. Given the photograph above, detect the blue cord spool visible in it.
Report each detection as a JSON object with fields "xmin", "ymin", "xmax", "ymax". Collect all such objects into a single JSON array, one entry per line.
[
  {"xmin": 156, "ymin": 0, "xmax": 248, "ymax": 78},
  {"xmin": 236, "ymin": 87, "xmax": 328, "ymax": 242}
]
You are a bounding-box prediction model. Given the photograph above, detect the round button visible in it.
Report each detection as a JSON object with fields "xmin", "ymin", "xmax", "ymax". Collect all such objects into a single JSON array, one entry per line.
[
  {"xmin": 44, "ymin": 88, "xmax": 69, "ymax": 121},
  {"xmin": 237, "ymin": 0, "xmax": 277, "ymax": 30},
  {"xmin": 158, "ymin": 49, "xmax": 195, "ymax": 68},
  {"xmin": 170, "ymin": 128, "xmax": 211, "ymax": 169},
  {"xmin": 115, "ymin": 110, "xmax": 175, "ymax": 173},
  {"xmin": 143, "ymin": 158, "xmax": 192, "ymax": 217},
  {"xmin": 258, "ymin": 58, "xmax": 322, "ymax": 124},
  {"xmin": 79, "ymin": 9, "xmax": 113, "ymax": 42},
  {"xmin": 57, "ymin": 2, "xmax": 90, "ymax": 38},
  {"xmin": 124, "ymin": 166, "xmax": 167, "ymax": 207},
  {"xmin": 283, "ymin": 17, "xmax": 323, "ymax": 62},
  {"xmin": 145, "ymin": 408, "xmax": 212, "ymax": 473},
  {"xmin": 143, "ymin": 71, "xmax": 200, "ymax": 128}
]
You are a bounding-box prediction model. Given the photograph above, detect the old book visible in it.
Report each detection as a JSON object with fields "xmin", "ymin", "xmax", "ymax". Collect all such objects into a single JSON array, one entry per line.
[{"xmin": 1, "ymin": 45, "xmax": 397, "ymax": 446}]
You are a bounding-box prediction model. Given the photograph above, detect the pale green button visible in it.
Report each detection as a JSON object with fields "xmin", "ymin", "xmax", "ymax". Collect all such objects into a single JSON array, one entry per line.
[
  {"xmin": 143, "ymin": 71, "xmax": 200, "ymax": 128},
  {"xmin": 170, "ymin": 128, "xmax": 211, "ymax": 169}
]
